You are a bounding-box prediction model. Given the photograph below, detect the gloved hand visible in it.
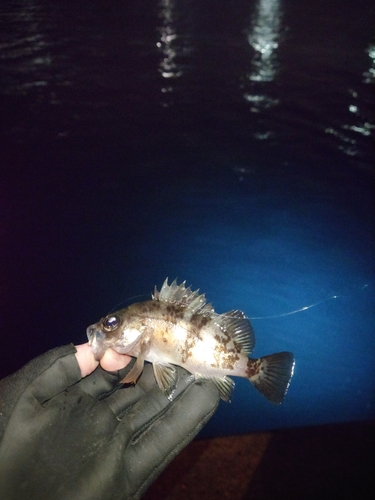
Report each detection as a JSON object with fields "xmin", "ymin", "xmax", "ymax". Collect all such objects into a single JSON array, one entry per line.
[{"xmin": 0, "ymin": 344, "xmax": 219, "ymax": 500}]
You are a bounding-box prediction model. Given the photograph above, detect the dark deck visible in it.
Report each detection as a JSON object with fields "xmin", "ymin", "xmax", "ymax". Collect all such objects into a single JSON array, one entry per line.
[{"xmin": 144, "ymin": 422, "xmax": 374, "ymax": 499}]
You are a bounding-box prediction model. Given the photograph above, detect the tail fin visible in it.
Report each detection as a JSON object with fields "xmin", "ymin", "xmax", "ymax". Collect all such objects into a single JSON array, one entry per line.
[{"xmin": 247, "ymin": 352, "xmax": 295, "ymax": 404}]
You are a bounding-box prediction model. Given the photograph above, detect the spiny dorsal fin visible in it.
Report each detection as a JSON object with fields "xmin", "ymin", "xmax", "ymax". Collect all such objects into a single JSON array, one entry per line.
[{"xmin": 153, "ymin": 278, "xmax": 215, "ymax": 316}]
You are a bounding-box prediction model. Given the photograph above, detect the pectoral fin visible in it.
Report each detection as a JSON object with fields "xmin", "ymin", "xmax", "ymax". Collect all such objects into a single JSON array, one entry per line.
[
  {"xmin": 153, "ymin": 362, "xmax": 178, "ymax": 401},
  {"xmin": 120, "ymin": 339, "xmax": 151, "ymax": 384}
]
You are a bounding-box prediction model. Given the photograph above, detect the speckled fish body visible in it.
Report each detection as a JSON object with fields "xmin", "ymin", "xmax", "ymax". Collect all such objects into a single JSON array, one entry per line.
[{"xmin": 87, "ymin": 279, "xmax": 295, "ymax": 403}]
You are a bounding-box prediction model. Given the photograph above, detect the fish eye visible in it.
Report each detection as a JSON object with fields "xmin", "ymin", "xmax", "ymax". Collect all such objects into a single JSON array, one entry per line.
[{"xmin": 102, "ymin": 314, "xmax": 120, "ymax": 331}]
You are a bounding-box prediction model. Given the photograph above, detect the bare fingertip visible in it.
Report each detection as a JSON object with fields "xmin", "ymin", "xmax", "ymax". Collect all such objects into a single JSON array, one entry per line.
[
  {"xmin": 75, "ymin": 342, "xmax": 99, "ymax": 377},
  {"xmin": 100, "ymin": 348, "xmax": 132, "ymax": 372}
]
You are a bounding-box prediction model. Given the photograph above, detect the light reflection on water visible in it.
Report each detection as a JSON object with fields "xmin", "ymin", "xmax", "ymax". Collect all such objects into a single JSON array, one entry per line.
[
  {"xmin": 1, "ymin": 2, "xmax": 50, "ymax": 93},
  {"xmin": 363, "ymin": 43, "xmax": 375, "ymax": 84},
  {"xmin": 324, "ymin": 43, "xmax": 375, "ymax": 162},
  {"xmin": 157, "ymin": 0, "xmax": 183, "ymax": 107},
  {"xmin": 242, "ymin": 0, "xmax": 282, "ymax": 144},
  {"xmin": 246, "ymin": 0, "xmax": 282, "ymax": 83},
  {"xmin": 0, "ymin": 0, "xmax": 373, "ymax": 169},
  {"xmin": 1, "ymin": 0, "xmax": 374, "ymax": 433}
]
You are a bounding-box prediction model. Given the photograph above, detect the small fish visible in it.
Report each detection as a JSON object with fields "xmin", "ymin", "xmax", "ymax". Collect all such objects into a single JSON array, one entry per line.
[{"xmin": 87, "ymin": 279, "xmax": 295, "ymax": 403}]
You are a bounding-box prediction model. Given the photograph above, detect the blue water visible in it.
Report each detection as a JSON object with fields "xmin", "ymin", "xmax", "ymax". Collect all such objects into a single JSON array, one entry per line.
[{"xmin": 1, "ymin": 0, "xmax": 374, "ymax": 436}]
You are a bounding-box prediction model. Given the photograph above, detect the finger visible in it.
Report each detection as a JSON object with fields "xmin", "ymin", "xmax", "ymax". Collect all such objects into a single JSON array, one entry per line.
[
  {"xmin": 100, "ymin": 348, "xmax": 132, "ymax": 372},
  {"xmin": 74, "ymin": 343, "xmax": 99, "ymax": 377},
  {"xmin": 77, "ymin": 359, "xmax": 136, "ymax": 399},
  {"xmin": 123, "ymin": 379, "xmax": 220, "ymax": 498},
  {"xmin": 124, "ymin": 375, "xmax": 218, "ymax": 439},
  {"xmin": 74, "ymin": 346, "xmax": 133, "ymax": 399},
  {"xmin": 109, "ymin": 364, "xmax": 206, "ymax": 430},
  {"xmin": 105, "ymin": 363, "xmax": 194, "ymax": 419}
]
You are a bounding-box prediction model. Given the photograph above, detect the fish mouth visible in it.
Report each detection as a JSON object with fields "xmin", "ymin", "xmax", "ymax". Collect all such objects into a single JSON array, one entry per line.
[
  {"xmin": 87, "ymin": 323, "xmax": 103, "ymax": 342},
  {"xmin": 86, "ymin": 324, "xmax": 107, "ymax": 360}
]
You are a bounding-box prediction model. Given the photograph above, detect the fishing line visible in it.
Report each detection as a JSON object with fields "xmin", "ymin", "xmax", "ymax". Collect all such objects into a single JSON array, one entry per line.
[
  {"xmin": 248, "ymin": 283, "xmax": 369, "ymax": 320},
  {"xmin": 108, "ymin": 283, "xmax": 370, "ymax": 321},
  {"xmin": 109, "ymin": 294, "xmax": 149, "ymax": 313},
  {"xmin": 248, "ymin": 295, "xmax": 339, "ymax": 320}
]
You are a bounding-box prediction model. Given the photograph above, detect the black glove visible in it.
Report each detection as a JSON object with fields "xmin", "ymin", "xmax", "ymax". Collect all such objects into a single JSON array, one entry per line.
[{"xmin": 0, "ymin": 344, "xmax": 219, "ymax": 500}]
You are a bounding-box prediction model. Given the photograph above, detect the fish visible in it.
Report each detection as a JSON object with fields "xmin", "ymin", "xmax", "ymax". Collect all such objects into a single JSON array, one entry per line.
[{"xmin": 87, "ymin": 278, "xmax": 295, "ymax": 403}]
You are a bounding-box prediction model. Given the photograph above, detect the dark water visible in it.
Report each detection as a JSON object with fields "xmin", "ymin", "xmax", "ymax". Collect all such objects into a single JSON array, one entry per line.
[{"xmin": 1, "ymin": 0, "xmax": 374, "ymax": 435}]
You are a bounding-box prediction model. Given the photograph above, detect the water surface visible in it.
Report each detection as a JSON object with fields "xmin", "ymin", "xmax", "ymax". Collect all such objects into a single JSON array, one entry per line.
[{"xmin": 1, "ymin": 0, "xmax": 374, "ymax": 434}]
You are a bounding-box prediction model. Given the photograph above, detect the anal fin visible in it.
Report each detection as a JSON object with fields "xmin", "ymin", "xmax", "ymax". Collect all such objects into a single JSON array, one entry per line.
[{"xmin": 196, "ymin": 374, "xmax": 235, "ymax": 402}]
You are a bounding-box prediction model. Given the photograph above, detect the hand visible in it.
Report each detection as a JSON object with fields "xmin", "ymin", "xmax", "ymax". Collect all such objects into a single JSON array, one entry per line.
[
  {"xmin": 0, "ymin": 343, "xmax": 219, "ymax": 500},
  {"xmin": 74, "ymin": 342, "xmax": 133, "ymax": 375}
]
